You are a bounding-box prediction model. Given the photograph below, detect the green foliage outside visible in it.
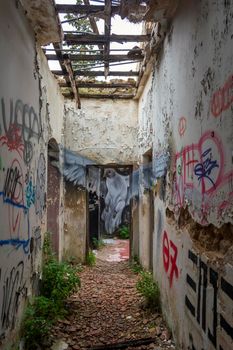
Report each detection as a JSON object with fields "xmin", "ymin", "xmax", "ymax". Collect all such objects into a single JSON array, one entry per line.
[
  {"xmin": 22, "ymin": 233, "xmax": 81, "ymax": 349},
  {"xmin": 118, "ymin": 225, "xmax": 130, "ymax": 239},
  {"xmin": 86, "ymin": 249, "xmax": 96, "ymax": 266},
  {"xmin": 92, "ymin": 237, "xmax": 105, "ymax": 250},
  {"xmin": 64, "ymin": 0, "xmax": 98, "ymax": 70},
  {"xmin": 136, "ymin": 271, "xmax": 161, "ymax": 311}
]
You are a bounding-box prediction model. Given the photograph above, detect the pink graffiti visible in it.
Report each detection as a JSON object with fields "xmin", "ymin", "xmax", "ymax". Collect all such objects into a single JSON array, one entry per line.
[
  {"xmin": 173, "ymin": 131, "xmax": 233, "ymax": 221},
  {"xmin": 162, "ymin": 231, "xmax": 179, "ymax": 288},
  {"xmin": 211, "ymin": 74, "xmax": 233, "ymax": 117}
]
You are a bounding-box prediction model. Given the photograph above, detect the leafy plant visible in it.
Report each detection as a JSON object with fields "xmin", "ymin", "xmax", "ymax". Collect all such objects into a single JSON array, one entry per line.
[
  {"xmin": 136, "ymin": 271, "xmax": 160, "ymax": 310},
  {"xmin": 22, "ymin": 297, "xmax": 58, "ymax": 348},
  {"xmin": 92, "ymin": 237, "xmax": 105, "ymax": 250},
  {"xmin": 86, "ymin": 250, "xmax": 96, "ymax": 266},
  {"xmin": 118, "ymin": 225, "xmax": 130, "ymax": 239},
  {"xmin": 22, "ymin": 233, "xmax": 81, "ymax": 349},
  {"xmin": 130, "ymin": 255, "xmax": 143, "ymax": 274}
]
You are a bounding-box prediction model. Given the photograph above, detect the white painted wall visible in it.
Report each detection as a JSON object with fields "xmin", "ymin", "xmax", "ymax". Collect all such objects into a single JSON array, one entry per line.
[
  {"xmin": 65, "ymin": 99, "xmax": 139, "ymax": 164},
  {"xmin": 138, "ymin": 0, "xmax": 233, "ymax": 349}
]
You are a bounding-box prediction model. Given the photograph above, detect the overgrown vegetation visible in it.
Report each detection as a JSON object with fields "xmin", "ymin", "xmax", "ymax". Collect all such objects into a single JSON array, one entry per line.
[
  {"xmin": 86, "ymin": 249, "xmax": 96, "ymax": 266},
  {"xmin": 136, "ymin": 271, "xmax": 161, "ymax": 311},
  {"xmin": 22, "ymin": 233, "xmax": 81, "ymax": 349},
  {"xmin": 92, "ymin": 237, "xmax": 105, "ymax": 250},
  {"xmin": 118, "ymin": 225, "xmax": 130, "ymax": 239}
]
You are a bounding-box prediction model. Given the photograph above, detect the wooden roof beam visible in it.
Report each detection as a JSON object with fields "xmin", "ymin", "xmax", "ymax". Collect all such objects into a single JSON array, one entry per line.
[
  {"xmin": 64, "ymin": 34, "xmax": 150, "ymax": 45},
  {"xmin": 52, "ymin": 70, "xmax": 139, "ymax": 77},
  {"xmin": 53, "ymin": 43, "xmax": 73, "ymax": 97},
  {"xmin": 59, "ymin": 82, "xmax": 136, "ymax": 88},
  {"xmin": 62, "ymin": 93, "xmax": 135, "ymax": 99},
  {"xmin": 56, "ymin": 4, "xmax": 120, "ymax": 16},
  {"xmin": 104, "ymin": 0, "xmax": 111, "ymax": 78},
  {"xmin": 63, "ymin": 56, "xmax": 81, "ymax": 109},
  {"xmin": 46, "ymin": 54, "xmax": 144, "ymax": 62}
]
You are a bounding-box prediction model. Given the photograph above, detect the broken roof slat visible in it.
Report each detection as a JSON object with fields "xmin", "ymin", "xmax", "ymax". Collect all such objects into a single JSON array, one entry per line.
[
  {"xmin": 104, "ymin": 0, "xmax": 112, "ymax": 78},
  {"xmin": 52, "ymin": 70, "xmax": 139, "ymax": 77},
  {"xmin": 56, "ymin": 4, "xmax": 120, "ymax": 15},
  {"xmin": 64, "ymin": 34, "xmax": 150, "ymax": 45},
  {"xmin": 59, "ymin": 82, "xmax": 136, "ymax": 88},
  {"xmin": 46, "ymin": 54, "xmax": 143, "ymax": 62},
  {"xmin": 62, "ymin": 93, "xmax": 135, "ymax": 99}
]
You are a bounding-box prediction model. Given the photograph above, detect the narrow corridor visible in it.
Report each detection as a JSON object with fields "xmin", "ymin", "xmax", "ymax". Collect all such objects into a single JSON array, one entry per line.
[{"xmin": 50, "ymin": 241, "xmax": 175, "ymax": 350}]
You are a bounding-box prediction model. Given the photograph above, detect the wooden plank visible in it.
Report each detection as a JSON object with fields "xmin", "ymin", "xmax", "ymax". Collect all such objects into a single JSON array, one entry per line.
[
  {"xmin": 64, "ymin": 34, "xmax": 150, "ymax": 44},
  {"xmin": 59, "ymin": 82, "xmax": 136, "ymax": 88},
  {"xmin": 62, "ymin": 93, "xmax": 135, "ymax": 99},
  {"xmin": 56, "ymin": 4, "xmax": 120, "ymax": 15},
  {"xmin": 83, "ymin": 0, "xmax": 103, "ymax": 52},
  {"xmin": 46, "ymin": 54, "xmax": 143, "ymax": 62},
  {"xmin": 104, "ymin": 0, "xmax": 111, "ymax": 78},
  {"xmin": 52, "ymin": 70, "xmax": 139, "ymax": 77},
  {"xmin": 63, "ymin": 56, "xmax": 81, "ymax": 109},
  {"xmin": 53, "ymin": 43, "xmax": 73, "ymax": 97}
]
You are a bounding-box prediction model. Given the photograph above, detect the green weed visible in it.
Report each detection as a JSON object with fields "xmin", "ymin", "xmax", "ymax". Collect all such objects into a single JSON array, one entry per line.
[
  {"xmin": 118, "ymin": 225, "xmax": 130, "ymax": 239},
  {"xmin": 86, "ymin": 249, "xmax": 96, "ymax": 266},
  {"xmin": 136, "ymin": 271, "xmax": 160, "ymax": 310},
  {"xmin": 92, "ymin": 237, "xmax": 105, "ymax": 250},
  {"xmin": 21, "ymin": 233, "xmax": 81, "ymax": 349},
  {"xmin": 130, "ymin": 255, "xmax": 143, "ymax": 274}
]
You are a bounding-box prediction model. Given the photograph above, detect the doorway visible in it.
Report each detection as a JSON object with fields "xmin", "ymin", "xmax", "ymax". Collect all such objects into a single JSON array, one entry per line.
[{"xmin": 87, "ymin": 165, "xmax": 132, "ymax": 249}]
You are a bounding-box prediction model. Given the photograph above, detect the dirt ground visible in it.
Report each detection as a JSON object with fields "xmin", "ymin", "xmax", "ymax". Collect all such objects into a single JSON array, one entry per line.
[{"xmin": 50, "ymin": 240, "xmax": 176, "ymax": 350}]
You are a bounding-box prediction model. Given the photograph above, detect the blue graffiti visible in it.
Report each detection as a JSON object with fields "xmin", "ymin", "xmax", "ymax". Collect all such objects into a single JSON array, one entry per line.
[
  {"xmin": 0, "ymin": 191, "xmax": 28, "ymax": 211},
  {"xmin": 0, "ymin": 191, "xmax": 30, "ymax": 253},
  {"xmin": 194, "ymin": 148, "xmax": 219, "ymax": 187},
  {"xmin": 25, "ymin": 178, "xmax": 35, "ymax": 209},
  {"xmin": 0, "ymin": 238, "xmax": 30, "ymax": 253}
]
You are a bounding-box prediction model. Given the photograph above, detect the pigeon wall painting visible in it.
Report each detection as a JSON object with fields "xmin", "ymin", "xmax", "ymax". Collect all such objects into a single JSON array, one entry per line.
[{"xmin": 100, "ymin": 168, "xmax": 131, "ymax": 235}]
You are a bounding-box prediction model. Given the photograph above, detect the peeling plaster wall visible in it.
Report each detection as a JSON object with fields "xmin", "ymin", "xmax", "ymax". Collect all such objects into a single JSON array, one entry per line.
[
  {"xmin": 65, "ymin": 99, "xmax": 138, "ymax": 164},
  {"xmin": 0, "ymin": 2, "xmax": 48, "ymax": 346},
  {"xmin": 64, "ymin": 183, "xmax": 86, "ymax": 263},
  {"xmin": 38, "ymin": 48, "xmax": 65, "ymax": 261},
  {"xmin": 138, "ymin": 0, "xmax": 233, "ymax": 349}
]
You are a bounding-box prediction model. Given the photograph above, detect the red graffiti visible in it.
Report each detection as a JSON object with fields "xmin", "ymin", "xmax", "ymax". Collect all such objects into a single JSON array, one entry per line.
[
  {"xmin": 0, "ymin": 123, "xmax": 24, "ymax": 157},
  {"xmin": 178, "ymin": 116, "xmax": 187, "ymax": 136},
  {"xmin": 162, "ymin": 231, "xmax": 179, "ymax": 287},
  {"xmin": 211, "ymin": 74, "xmax": 233, "ymax": 117},
  {"xmin": 173, "ymin": 131, "xmax": 233, "ymax": 222}
]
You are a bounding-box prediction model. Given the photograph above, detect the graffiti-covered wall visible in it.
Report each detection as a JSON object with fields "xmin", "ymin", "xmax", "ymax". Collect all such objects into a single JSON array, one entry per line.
[
  {"xmin": 0, "ymin": 2, "xmax": 64, "ymax": 346},
  {"xmin": 138, "ymin": 0, "xmax": 233, "ymax": 349}
]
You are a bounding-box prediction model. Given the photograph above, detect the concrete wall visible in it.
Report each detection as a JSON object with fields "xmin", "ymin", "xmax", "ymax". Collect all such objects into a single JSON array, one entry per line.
[
  {"xmin": 137, "ymin": 0, "xmax": 233, "ymax": 349},
  {"xmin": 0, "ymin": 1, "xmax": 46, "ymax": 345},
  {"xmin": 65, "ymin": 99, "xmax": 138, "ymax": 164},
  {"xmin": 0, "ymin": 2, "xmax": 65, "ymax": 346}
]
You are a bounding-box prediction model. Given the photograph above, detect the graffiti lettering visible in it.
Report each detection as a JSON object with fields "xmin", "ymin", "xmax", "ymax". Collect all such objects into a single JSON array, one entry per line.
[
  {"xmin": 173, "ymin": 131, "xmax": 233, "ymax": 223},
  {"xmin": 211, "ymin": 74, "xmax": 233, "ymax": 117},
  {"xmin": 162, "ymin": 231, "xmax": 179, "ymax": 287},
  {"xmin": 0, "ymin": 261, "xmax": 25, "ymax": 332},
  {"xmin": 0, "ymin": 98, "xmax": 41, "ymax": 164},
  {"xmin": 194, "ymin": 148, "xmax": 219, "ymax": 186},
  {"xmin": 25, "ymin": 177, "xmax": 35, "ymax": 209},
  {"xmin": 185, "ymin": 250, "xmax": 233, "ymax": 349},
  {"xmin": 3, "ymin": 165, "xmax": 22, "ymax": 201},
  {"xmin": 178, "ymin": 116, "xmax": 187, "ymax": 136}
]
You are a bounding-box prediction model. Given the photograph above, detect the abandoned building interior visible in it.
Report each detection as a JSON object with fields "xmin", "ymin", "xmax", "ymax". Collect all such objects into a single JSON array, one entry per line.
[{"xmin": 0, "ymin": 0, "xmax": 233, "ymax": 349}]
